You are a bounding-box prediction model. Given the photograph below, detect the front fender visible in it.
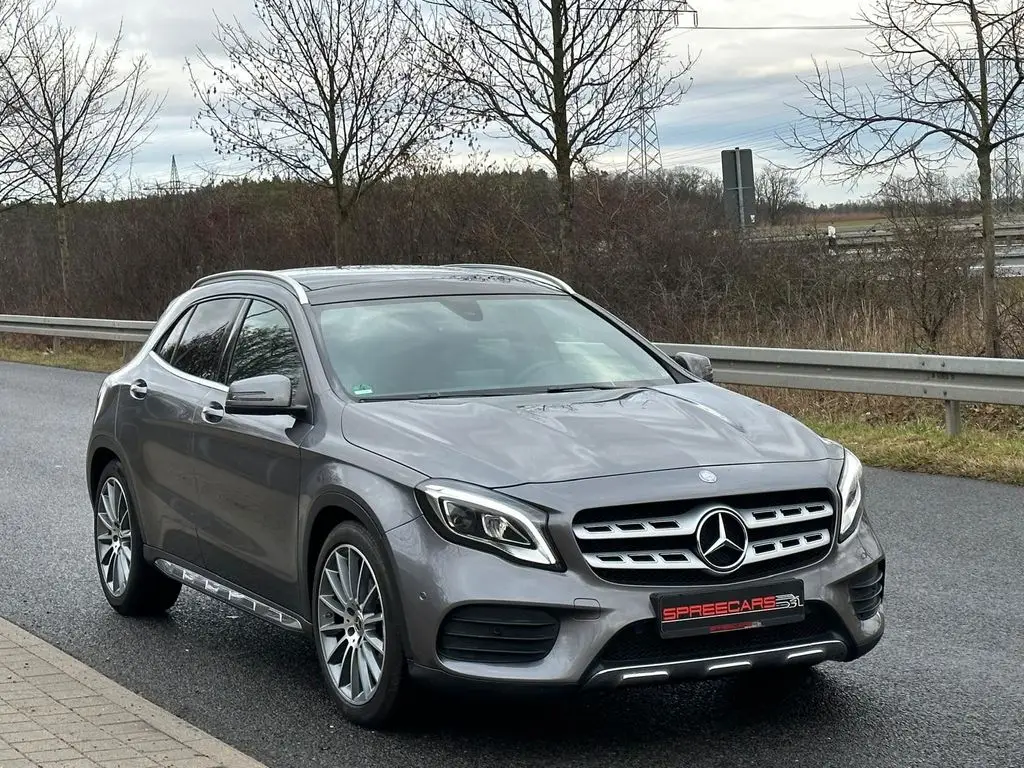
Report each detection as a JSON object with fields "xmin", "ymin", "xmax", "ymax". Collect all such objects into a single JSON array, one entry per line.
[{"xmin": 298, "ymin": 463, "xmax": 426, "ymax": 652}]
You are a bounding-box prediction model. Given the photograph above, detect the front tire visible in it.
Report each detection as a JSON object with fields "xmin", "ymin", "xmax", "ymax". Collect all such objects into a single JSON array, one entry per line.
[
  {"xmin": 312, "ymin": 521, "xmax": 408, "ymax": 728},
  {"xmin": 93, "ymin": 460, "xmax": 181, "ymax": 616}
]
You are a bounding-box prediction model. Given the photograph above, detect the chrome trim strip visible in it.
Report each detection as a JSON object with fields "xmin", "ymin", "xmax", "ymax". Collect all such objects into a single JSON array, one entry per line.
[
  {"xmin": 786, "ymin": 648, "xmax": 826, "ymax": 661},
  {"xmin": 154, "ymin": 559, "xmax": 303, "ymax": 631},
  {"xmin": 149, "ymin": 351, "xmax": 230, "ymax": 392},
  {"xmin": 707, "ymin": 660, "xmax": 752, "ymax": 673},
  {"xmin": 584, "ymin": 640, "xmax": 848, "ymax": 687},
  {"xmin": 739, "ymin": 502, "xmax": 834, "ymax": 529},
  {"xmin": 745, "ymin": 529, "xmax": 832, "ymax": 564},
  {"xmin": 583, "ymin": 528, "xmax": 830, "ymax": 571},
  {"xmin": 574, "ymin": 514, "xmax": 699, "ymax": 540},
  {"xmin": 621, "ymin": 670, "xmax": 671, "ymax": 682},
  {"xmin": 583, "ymin": 549, "xmax": 703, "ymax": 570},
  {"xmin": 190, "ymin": 269, "xmax": 310, "ymax": 304}
]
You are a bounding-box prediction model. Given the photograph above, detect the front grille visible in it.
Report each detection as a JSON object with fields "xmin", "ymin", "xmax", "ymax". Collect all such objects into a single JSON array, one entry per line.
[
  {"xmin": 573, "ymin": 489, "xmax": 838, "ymax": 586},
  {"xmin": 848, "ymin": 561, "xmax": 885, "ymax": 621},
  {"xmin": 437, "ymin": 605, "xmax": 559, "ymax": 664},
  {"xmin": 597, "ymin": 604, "xmax": 840, "ymax": 666}
]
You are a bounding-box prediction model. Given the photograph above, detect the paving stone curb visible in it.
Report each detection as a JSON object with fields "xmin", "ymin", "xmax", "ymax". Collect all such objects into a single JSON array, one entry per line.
[{"xmin": 0, "ymin": 616, "xmax": 268, "ymax": 768}]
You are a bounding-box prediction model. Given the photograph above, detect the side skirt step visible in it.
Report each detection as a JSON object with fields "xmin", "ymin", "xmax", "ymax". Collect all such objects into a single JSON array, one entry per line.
[{"xmin": 154, "ymin": 559, "xmax": 304, "ymax": 632}]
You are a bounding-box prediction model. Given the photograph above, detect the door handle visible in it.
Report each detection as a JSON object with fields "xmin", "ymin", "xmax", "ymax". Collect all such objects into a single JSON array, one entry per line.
[
  {"xmin": 129, "ymin": 380, "xmax": 148, "ymax": 399},
  {"xmin": 201, "ymin": 401, "xmax": 224, "ymax": 424}
]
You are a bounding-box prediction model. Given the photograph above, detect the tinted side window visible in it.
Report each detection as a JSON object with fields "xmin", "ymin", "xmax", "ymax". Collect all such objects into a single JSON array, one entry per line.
[
  {"xmin": 226, "ymin": 300, "xmax": 304, "ymax": 389},
  {"xmin": 171, "ymin": 299, "xmax": 243, "ymax": 381},
  {"xmin": 155, "ymin": 308, "xmax": 193, "ymax": 363}
]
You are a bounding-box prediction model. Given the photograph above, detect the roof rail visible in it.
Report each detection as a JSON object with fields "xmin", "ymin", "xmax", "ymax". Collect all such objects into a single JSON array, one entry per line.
[
  {"xmin": 453, "ymin": 264, "xmax": 574, "ymax": 294},
  {"xmin": 190, "ymin": 269, "xmax": 309, "ymax": 305}
]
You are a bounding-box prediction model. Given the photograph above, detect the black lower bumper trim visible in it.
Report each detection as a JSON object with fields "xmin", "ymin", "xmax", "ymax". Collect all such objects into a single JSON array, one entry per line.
[{"xmin": 406, "ymin": 662, "xmax": 578, "ymax": 696}]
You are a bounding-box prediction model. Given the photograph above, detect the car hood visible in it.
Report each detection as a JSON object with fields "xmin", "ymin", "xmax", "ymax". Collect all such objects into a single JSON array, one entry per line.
[{"xmin": 340, "ymin": 383, "xmax": 832, "ymax": 488}]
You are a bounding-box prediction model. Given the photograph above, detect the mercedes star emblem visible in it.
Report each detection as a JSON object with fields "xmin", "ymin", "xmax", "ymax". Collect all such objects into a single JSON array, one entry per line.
[
  {"xmin": 698, "ymin": 470, "xmax": 717, "ymax": 483},
  {"xmin": 695, "ymin": 508, "xmax": 748, "ymax": 571}
]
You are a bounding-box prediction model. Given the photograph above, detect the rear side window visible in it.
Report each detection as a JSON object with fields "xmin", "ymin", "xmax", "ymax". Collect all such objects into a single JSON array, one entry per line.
[
  {"xmin": 226, "ymin": 300, "xmax": 305, "ymax": 389},
  {"xmin": 154, "ymin": 308, "xmax": 193, "ymax": 363},
  {"xmin": 170, "ymin": 298, "xmax": 243, "ymax": 381}
]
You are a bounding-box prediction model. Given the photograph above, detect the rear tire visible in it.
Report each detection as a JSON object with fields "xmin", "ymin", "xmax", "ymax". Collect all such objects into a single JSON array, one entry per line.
[
  {"xmin": 311, "ymin": 521, "xmax": 408, "ymax": 729},
  {"xmin": 93, "ymin": 460, "xmax": 181, "ymax": 616}
]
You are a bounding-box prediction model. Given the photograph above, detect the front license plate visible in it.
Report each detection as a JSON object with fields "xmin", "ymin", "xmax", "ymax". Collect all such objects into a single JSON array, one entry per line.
[{"xmin": 652, "ymin": 580, "xmax": 805, "ymax": 639}]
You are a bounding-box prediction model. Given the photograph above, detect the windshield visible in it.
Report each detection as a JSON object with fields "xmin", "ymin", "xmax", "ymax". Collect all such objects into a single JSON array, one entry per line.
[{"xmin": 315, "ymin": 294, "xmax": 677, "ymax": 400}]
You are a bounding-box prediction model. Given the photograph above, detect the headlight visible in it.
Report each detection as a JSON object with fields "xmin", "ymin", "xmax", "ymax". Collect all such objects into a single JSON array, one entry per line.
[
  {"xmin": 837, "ymin": 449, "xmax": 864, "ymax": 541},
  {"xmin": 417, "ymin": 480, "xmax": 561, "ymax": 569}
]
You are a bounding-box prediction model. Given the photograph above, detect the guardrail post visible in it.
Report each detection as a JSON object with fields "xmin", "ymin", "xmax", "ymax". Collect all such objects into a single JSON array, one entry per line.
[
  {"xmin": 52, "ymin": 336, "xmax": 61, "ymax": 354},
  {"xmin": 944, "ymin": 400, "xmax": 962, "ymax": 436}
]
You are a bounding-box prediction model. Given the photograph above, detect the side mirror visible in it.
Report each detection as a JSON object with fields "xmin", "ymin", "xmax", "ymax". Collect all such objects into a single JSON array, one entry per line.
[
  {"xmin": 225, "ymin": 374, "xmax": 305, "ymax": 417},
  {"xmin": 672, "ymin": 352, "xmax": 714, "ymax": 383}
]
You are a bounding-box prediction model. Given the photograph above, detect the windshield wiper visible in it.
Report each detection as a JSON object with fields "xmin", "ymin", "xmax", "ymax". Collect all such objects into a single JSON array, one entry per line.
[
  {"xmin": 359, "ymin": 392, "xmax": 454, "ymax": 402},
  {"xmin": 543, "ymin": 383, "xmax": 628, "ymax": 393},
  {"xmin": 360, "ymin": 387, "xmax": 544, "ymax": 401},
  {"xmin": 359, "ymin": 383, "xmax": 636, "ymax": 401}
]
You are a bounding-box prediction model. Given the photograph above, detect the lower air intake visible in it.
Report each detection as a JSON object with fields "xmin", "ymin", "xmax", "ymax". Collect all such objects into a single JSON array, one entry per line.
[
  {"xmin": 849, "ymin": 562, "xmax": 885, "ymax": 621},
  {"xmin": 438, "ymin": 605, "xmax": 559, "ymax": 664}
]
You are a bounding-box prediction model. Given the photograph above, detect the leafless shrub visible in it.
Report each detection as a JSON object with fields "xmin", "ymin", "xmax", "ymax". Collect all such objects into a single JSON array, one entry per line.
[
  {"xmin": 0, "ymin": 168, "xmax": 997, "ymax": 369},
  {"xmin": 875, "ymin": 173, "xmax": 980, "ymax": 353}
]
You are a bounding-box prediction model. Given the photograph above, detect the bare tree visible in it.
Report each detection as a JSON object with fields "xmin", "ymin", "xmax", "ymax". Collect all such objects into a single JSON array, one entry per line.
[
  {"xmin": 187, "ymin": 0, "xmax": 469, "ymax": 265},
  {"xmin": 419, "ymin": 0, "xmax": 697, "ymax": 276},
  {"xmin": 0, "ymin": 0, "xmax": 51, "ymax": 208},
  {"xmin": 0, "ymin": 9, "xmax": 161, "ymax": 305},
  {"xmin": 784, "ymin": 0, "xmax": 1024, "ymax": 357},
  {"xmin": 755, "ymin": 166, "xmax": 802, "ymax": 225}
]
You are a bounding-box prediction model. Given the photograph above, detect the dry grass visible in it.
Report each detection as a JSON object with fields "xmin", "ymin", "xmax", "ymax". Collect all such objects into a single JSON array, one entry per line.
[
  {"xmin": 0, "ymin": 336, "xmax": 134, "ymax": 373},
  {"xmin": 735, "ymin": 386, "xmax": 1024, "ymax": 434},
  {"xmin": 803, "ymin": 418, "xmax": 1024, "ymax": 486},
  {"xmin": 730, "ymin": 385, "xmax": 1024, "ymax": 486}
]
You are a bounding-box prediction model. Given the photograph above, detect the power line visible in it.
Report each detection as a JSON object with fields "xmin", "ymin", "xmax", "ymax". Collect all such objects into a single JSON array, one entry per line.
[
  {"xmin": 684, "ymin": 22, "xmax": 977, "ymax": 31},
  {"xmin": 696, "ymin": 24, "xmax": 871, "ymax": 30}
]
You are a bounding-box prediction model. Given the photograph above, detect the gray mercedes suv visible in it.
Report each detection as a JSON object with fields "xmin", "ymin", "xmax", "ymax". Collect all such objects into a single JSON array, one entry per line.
[{"xmin": 85, "ymin": 265, "xmax": 885, "ymax": 727}]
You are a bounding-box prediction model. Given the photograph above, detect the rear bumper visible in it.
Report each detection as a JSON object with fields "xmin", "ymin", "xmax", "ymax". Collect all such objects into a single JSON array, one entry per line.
[{"xmin": 387, "ymin": 506, "xmax": 886, "ymax": 691}]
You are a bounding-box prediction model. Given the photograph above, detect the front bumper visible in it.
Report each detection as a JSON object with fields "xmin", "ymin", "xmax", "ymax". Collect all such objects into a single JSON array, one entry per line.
[{"xmin": 386, "ymin": 505, "xmax": 886, "ymax": 691}]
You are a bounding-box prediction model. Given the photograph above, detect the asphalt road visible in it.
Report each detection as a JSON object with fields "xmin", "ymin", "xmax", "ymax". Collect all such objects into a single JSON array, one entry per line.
[{"xmin": 1, "ymin": 360, "xmax": 1022, "ymax": 768}]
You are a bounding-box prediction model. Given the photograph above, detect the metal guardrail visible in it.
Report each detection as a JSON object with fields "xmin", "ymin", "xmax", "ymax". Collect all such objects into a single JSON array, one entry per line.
[
  {"xmin": 660, "ymin": 343, "xmax": 1024, "ymax": 435},
  {"xmin": 0, "ymin": 314, "xmax": 154, "ymax": 344},
  {"xmin": 3, "ymin": 314, "xmax": 1023, "ymax": 435}
]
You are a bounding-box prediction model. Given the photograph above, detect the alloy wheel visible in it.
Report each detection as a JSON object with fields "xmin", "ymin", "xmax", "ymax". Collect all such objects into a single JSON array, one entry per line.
[
  {"xmin": 95, "ymin": 477, "xmax": 133, "ymax": 598},
  {"xmin": 316, "ymin": 544, "xmax": 387, "ymax": 706}
]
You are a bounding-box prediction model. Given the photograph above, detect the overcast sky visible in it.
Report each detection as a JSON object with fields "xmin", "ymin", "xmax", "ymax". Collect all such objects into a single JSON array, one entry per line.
[{"xmin": 51, "ymin": 0, "xmax": 943, "ymax": 205}]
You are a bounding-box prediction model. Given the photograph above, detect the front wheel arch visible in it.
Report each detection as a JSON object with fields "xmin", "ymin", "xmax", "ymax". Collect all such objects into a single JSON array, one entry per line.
[
  {"xmin": 302, "ymin": 492, "xmax": 412, "ymax": 658},
  {"xmin": 87, "ymin": 439, "xmax": 153, "ymax": 549}
]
